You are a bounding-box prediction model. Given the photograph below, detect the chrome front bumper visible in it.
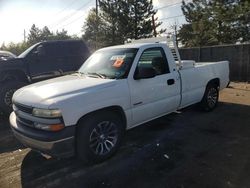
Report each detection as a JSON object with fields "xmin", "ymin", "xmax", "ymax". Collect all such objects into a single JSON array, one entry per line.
[{"xmin": 10, "ymin": 112, "xmax": 75, "ymax": 158}]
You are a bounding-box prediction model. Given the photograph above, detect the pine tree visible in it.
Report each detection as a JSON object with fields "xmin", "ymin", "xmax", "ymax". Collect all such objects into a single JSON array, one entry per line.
[
  {"xmin": 126, "ymin": 0, "xmax": 157, "ymax": 39},
  {"xmin": 53, "ymin": 29, "xmax": 72, "ymax": 40},
  {"xmin": 82, "ymin": 0, "xmax": 164, "ymax": 49},
  {"xmin": 236, "ymin": 0, "xmax": 250, "ymax": 42},
  {"xmin": 27, "ymin": 24, "xmax": 73, "ymax": 45},
  {"xmin": 99, "ymin": 0, "xmax": 162, "ymax": 40},
  {"xmin": 27, "ymin": 24, "xmax": 42, "ymax": 45},
  {"xmin": 180, "ymin": 0, "xmax": 218, "ymax": 47},
  {"xmin": 40, "ymin": 26, "xmax": 53, "ymax": 41},
  {"xmin": 179, "ymin": 0, "xmax": 250, "ymax": 47},
  {"xmin": 3, "ymin": 25, "xmax": 73, "ymax": 55},
  {"xmin": 208, "ymin": 0, "xmax": 239, "ymax": 44},
  {"xmin": 82, "ymin": 8, "xmax": 109, "ymax": 49},
  {"xmin": 99, "ymin": 0, "xmax": 124, "ymax": 45}
]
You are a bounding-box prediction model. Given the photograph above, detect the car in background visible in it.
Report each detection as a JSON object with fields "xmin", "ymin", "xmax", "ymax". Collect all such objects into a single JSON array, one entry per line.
[
  {"xmin": 0, "ymin": 50, "xmax": 17, "ymax": 61},
  {"xmin": 0, "ymin": 40, "xmax": 90, "ymax": 114}
]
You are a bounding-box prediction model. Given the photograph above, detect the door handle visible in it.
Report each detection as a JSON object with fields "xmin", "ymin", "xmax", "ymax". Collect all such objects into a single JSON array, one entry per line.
[{"xmin": 167, "ymin": 79, "xmax": 175, "ymax": 85}]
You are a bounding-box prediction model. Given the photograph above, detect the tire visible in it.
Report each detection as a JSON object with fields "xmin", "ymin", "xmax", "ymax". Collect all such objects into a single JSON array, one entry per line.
[
  {"xmin": 200, "ymin": 83, "xmax": 219, "ymax": 112},
  {"xmin": 76, "ymin": 111, "xmax": 124, "ymax": 164},
  {"xmin": 0, "ymin": 81, "xmax": 27, "ymax": 114}
]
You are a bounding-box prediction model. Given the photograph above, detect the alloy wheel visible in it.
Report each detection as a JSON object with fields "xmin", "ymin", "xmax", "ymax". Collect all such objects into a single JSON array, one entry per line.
[
  {"xmin": 89, "ymin": 121, "xmax": 118, "ymax": 156},
  {"xmin": 207, "ymin": 87, "xmax": 218, "ymax": 108}
]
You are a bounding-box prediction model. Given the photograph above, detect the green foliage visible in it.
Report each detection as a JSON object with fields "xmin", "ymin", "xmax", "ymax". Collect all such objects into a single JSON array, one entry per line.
[
  {"xmin": 27, "ymin": 24, "xmax": 42, "ymax": 45},
  {"xmin": 53, "ymin": 29, "xmax": 76, "ymax": 41},
  {"xmin": 1, "ymin": 24, "xmax": 73, "ymax": 55},
  {"xmin": 98, "ymin": 0, "xmax": 126, "ymax": 45},
  {"xmin": 82, "ymin": 0, "xmax": 164, "ymax": 49},
  {"xmin": 0, "ymin": 42, "xmax": 29, "ymax": 56},
  {"xmin": 82, "ymin": 8, "xmax": 109, "ymax": 50},
  {"xmin": 125, "ymin": 0, "xmax": 157, "ymax": 39},
  {"xmin": 27, "ymin": 24, "xmax": 72, "ymax": 45},
  {"xmin": 179, "ymin": 0, "xmax": 250, "ymax": 47},
  {"xmin": 236, "ymin": 1, "xmax": 250, "ymax": 42}
]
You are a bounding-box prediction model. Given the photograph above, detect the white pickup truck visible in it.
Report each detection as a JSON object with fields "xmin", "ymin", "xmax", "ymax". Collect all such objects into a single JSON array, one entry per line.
[{"xmin": 10, "ymin": 38, "xmax": 229, "ymax": 163}]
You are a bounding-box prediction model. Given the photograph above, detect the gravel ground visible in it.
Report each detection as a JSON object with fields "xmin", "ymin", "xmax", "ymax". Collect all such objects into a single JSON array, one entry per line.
[{"xmin": 0, "ymin": 82, "xmax": 250, "ymax": 188}]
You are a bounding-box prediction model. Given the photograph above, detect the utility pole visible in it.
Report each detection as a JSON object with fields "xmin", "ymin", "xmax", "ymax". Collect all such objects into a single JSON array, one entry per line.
[
  {"xmin": 173, "ymin": 23, "xmax": 177, "ymax": 47},
  {"xmin": 170, "ymin": 20, "xmax": 179, "ymax": 47},
  {"xmin": 135, "ymin": 3, "xmax": 138, "ymax": 39},
  {"xmin": 24, "ymin": 29, "xmax": 26, "ymax": 43},
  {"xmin": 95, "ymin": 0, "xmax": 99, "ymax": 50},
  {"xmin": 152, "ymin": 15, "xmax": 157, "ymax": 37},
  {"xmin": 96, "ymin": 0, "xmax": 98, "ymax": 17}
]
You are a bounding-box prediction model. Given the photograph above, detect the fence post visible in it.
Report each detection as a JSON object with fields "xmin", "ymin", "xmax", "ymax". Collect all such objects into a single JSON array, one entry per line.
[
  {"xmin": 198, "ymin": 47, "xmax": 201, "ymax": 62},
  {"xmin": 247, "ymin": 45, "xmax": 250, "ymax": 82}
]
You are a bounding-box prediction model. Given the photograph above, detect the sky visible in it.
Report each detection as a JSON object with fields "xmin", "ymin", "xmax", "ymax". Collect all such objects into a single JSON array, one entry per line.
[{"xmin": 0, "ymin": 0, "xmax": 187, "ymax": 45}]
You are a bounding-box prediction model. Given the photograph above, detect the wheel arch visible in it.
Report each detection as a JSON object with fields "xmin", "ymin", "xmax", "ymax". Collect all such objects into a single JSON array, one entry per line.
[
  {"xmin": 76, "ymin": 105, "xmax": 127, "ymax": 130},
  {"xmin": 207, "ymin": 78, "xmax": 220, "ymax": 88},
  {"xmin": 0, "ymin": 70, "xmax": 29, "ymax": 83}
]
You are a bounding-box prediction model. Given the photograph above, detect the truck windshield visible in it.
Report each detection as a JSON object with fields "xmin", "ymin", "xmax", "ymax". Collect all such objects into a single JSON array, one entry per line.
[
  {"xmin": 79, "ymin": 48, "xmax": 138, "ymax": 79},
  {"xmin": 18, "ymin": 43, "xmax": 38, "ymax": 58}
]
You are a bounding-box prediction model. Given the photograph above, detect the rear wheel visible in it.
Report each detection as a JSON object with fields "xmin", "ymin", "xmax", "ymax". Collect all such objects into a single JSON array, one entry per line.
[
  {"xmin": 76, "ymin": 111, "xmax": 124, "ymax": 164},
  {"xmin": 0, "ymin": 81, "xmax": 27, "ymax": 114},
  {"xmin": 200, "ymin": 84, "xmax": 219, "ymax": 111}
]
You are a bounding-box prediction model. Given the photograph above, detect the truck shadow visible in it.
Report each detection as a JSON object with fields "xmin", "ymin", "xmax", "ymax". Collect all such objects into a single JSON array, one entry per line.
[
  {"xmin": 16, "ymin": 102, "xmax": 250, "ymax": 188},
  {"xmin": 20, "ymin": 112, "xmax": 185, "ymax": 188}
]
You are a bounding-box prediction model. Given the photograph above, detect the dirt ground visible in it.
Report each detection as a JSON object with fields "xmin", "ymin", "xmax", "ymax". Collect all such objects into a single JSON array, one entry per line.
[{"xmin": 0, "ymin": 82, "xmax": 250, "ymax": 188}]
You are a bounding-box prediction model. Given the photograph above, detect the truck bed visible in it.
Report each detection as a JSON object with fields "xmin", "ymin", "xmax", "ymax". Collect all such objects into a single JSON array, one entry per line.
[
  {"xmin": 196, "ymin": 61, "xmax": 228, "ymax": 66},
  {"xmin": 178, "ymin": 60, "xmax": 230, "ymax": 108}
]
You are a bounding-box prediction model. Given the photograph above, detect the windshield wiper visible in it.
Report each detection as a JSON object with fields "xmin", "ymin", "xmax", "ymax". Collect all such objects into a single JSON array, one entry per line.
[
  {"xmin": 86, "ymin": 72, "xmax": 106, "ymax": 79},
  {"xmin": 72, "ymin": 71, "xmax": 85, "ymax": 77}
]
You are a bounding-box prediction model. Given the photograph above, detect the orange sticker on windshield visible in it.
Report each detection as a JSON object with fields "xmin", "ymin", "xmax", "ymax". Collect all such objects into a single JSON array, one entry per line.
[{"xmin": 113, "ymin": 58, "xmax": 124, "ymax": 68}]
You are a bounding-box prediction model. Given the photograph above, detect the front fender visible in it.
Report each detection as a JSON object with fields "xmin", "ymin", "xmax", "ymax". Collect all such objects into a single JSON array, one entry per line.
[{"xmin": 50, "ymin": 80, "xmax": 132, "ymax": 127}]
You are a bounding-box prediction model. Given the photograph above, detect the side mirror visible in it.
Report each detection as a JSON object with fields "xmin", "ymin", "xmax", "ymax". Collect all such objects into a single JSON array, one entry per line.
[
  {"xmin": 30, "ymin": 50, "xmax": 38, "ymax": 58},
  {"xmin": 37, "ymin": 46, "xmax": 45, "ymax": 57},
  {"xmin": 134, "ymin": 66, "xmax": 156, "ymax": 80}
]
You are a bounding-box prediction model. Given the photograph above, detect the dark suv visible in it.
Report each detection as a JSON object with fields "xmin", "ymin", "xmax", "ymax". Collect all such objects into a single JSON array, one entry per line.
[{"xmin": 0, "ymin": 40, "xmax": 90, "ymax": 114}]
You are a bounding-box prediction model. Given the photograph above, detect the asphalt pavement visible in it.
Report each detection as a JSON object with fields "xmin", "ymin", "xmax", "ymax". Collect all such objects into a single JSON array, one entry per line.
[{"xmin": 0, "ymin": 82, "xmax": 250, "ymax": 188}]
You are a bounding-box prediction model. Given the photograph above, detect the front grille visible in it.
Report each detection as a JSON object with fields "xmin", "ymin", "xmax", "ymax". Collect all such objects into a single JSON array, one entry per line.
[
  {"xmin": 16, "ymin": 116, "xmax": 34, "ymax": 128},
  {"xmin": 13, "ymin": 102, "xmax": 33, "ymax": 114}
]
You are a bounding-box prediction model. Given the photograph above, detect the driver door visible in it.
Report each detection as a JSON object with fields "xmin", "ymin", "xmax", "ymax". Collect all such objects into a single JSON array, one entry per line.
[
  {"xmin": 128, "ymin": 47, "xmax": 180, "ymax": 126},
  {"xmin": 27, "ymin": 43, "xmax": 62, "ymax": 82}
]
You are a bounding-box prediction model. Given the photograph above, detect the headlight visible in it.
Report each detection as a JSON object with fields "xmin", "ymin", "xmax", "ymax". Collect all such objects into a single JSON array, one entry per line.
[{"xmin": 32, "ymin": 108, "xmax": 62, "ymax": 118}]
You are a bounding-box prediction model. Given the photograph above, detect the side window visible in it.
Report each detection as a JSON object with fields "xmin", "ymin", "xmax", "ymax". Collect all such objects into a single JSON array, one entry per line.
[
  {"xmin": 36, "ymin": 44, "xmax": 45, "ymax": 56},
  {"xmin": 44, "ymin": 43, "xmax": 61, "ymax": 57},
  {"xmin": 30, "ymin": 44, "xmax": 45, "ymax": 57},
  {"xmin": 138, "ymin": 47, "xmax": 169, "ymax": 75}
]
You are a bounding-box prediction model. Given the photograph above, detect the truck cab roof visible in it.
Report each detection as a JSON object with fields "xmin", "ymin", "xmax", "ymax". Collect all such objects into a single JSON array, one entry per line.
[{"xmin": 98, "ymin": 43, "xmax": 168, "ymax": 51}]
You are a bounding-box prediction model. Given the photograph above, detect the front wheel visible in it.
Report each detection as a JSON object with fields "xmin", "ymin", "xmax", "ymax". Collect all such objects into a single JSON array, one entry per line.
[
  {"xmin": 200, "ymin": 84, "xmax": 219, "ymax": 111},
  {"xmin": 76, "ymin": 111, "xmax": 124, "ymax": 164}
]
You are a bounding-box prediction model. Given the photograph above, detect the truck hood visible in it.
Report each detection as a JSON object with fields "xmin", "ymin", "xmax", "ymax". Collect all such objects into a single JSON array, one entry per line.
[
  {"xmin": 13, "ymin": 74, "xmax": 117, "ymax": 107},
  {"xmin": 0, "ymin": 58, "xmax": 24, "ymax": 70},
  {"xmin": 0, "ymin": 57, "xmax": 23, "ymax": 63}
]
